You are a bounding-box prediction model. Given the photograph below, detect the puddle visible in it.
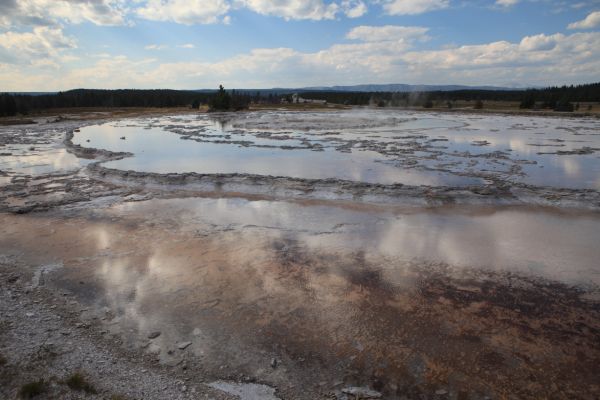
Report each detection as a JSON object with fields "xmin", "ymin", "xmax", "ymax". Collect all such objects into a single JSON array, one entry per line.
[
  {"xmin": 73, "ymin": 110, "xmax": 600, "ymax": 189},
  {"xmin": 1, "ymin": 198, "xmax": 599, "ymax": 397},
  {"xmin": 0, "ymin": 146, "xmax": 87, "ymax": 176},
  {"xmin": 108, "ymin": 198, "xmax": 600, "ymax": 285},
  {"xmin": 74, "ymin": 122, "xmax": 478, "ymax": 187}
]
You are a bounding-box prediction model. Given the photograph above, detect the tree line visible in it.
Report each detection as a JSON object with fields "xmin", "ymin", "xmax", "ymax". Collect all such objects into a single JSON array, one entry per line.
[
  {"xmin": 1, "ymin": 82, "xmax": 599, "ymax": 117},
  {"xmin": 301, "ymin": 82, "xmax": 600, "ymax": 110}
]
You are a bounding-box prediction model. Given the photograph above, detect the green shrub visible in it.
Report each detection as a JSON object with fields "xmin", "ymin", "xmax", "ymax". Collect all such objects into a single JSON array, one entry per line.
[
  {"xmin": 19, "ymin": 380, "xmax": 47, "ymax": 399},
  {"xmin": 65, "ymin": 373, "xmax": 97, "ymax": 394}
]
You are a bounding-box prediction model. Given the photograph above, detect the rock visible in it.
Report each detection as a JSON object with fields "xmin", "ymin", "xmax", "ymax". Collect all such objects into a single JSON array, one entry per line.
[
  {"xmin": 342, "ymin": 386, "xmax": 382, "ymax": 398},
  {"xmin": 147, "ymin": 343, "xmax": 161, "ymax": 354},
  {"xmin": 435, "ymin": 389, "xmax": 448, "ymax": 395},
  {"xmin": 148, "ymin": 331, "xmax": 161, "ymax": 339},
  {"xmin": 192, "ymin": 328, "xmax": 202, "ymax": 336},
  {"xmin": 270, "ymin": 358, "xmax": 277, "ymax": 368},
  {"xmin": 177, "ymin": 341, "xmax": 192, "ymax": 350}
]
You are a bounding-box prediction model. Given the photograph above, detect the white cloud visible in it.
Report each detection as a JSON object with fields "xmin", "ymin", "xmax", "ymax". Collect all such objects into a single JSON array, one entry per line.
[
  {"xmin": 342, "ymin": 0, "xmax": 369, "ymax": 18},
  {"xmin": 0, "ymin": 26, "xmax": 77, "ymax": 65},
  {"xmin": 379, "ymin": 0, "xmax": 449, "ymax": 15},
  {"xmin": 178, "ymin": 44, "xmax": 196, "ymax": 49},
  {"xmin": 137, "ymin": 0, "xmax": 231, "ymax": 25},
  {"xmin": 2, "ymin": 29, "xmax": 599, "ymax": 91},
  {"xmin": 495, "ymin": 0, "xmax": 519, "ymax": 6},
  {"xmin": 145, "ymin": 44, "xmax": 168, "ymax": 50},
  {"xmin": 134, "ymin": 0, "xmax": 368, "ymax": 23},
  {"xmin": 519, "ymin": 33, "xmax": 562, "ymax": 51},
  {"xmin": 342, "ymin": 0, "xmax": 368, "ymax": 17},
  {"xmin": 238, "ymin": 0, "xmax": 340, "ymax": 20},
  {"xmin": 0, "ymin": 0, "xmax": 128, "ymax": 28},
  {"xmin": 568, "ymin": 11, "xmax": 600, "ymax": 29},
  {"xmin": 346, "ymin": 25, "xmax": 429, "ymax": 42},
  {"xmin": 400, "ymin": 32, "xmax": 599, "ymax": 72}
]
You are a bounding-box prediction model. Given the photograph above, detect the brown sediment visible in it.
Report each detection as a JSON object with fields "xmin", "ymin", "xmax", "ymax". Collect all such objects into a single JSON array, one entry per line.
[{"xmin": 0, "ymin": 208, "xmax": 598, "ymax": 399}]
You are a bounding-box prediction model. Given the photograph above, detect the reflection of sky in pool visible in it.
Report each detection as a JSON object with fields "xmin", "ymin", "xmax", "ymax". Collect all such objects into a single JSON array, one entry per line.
[
  {"xmin": 75, "ymin": 124, "xmax": 480, "ymax": 186},
  {"xmin": 107, "ymin": 197, "xmax": 600, "ymax": 286},
  {"xmin": 74, "ymin": 110, "xmax": 600, "ymax": 189},
  {"xmin": 0, "ymin": 144, "xmax": 88, "ymax": 178}
]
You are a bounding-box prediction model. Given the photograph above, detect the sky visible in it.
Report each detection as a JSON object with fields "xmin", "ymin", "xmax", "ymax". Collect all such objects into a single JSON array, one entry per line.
[{"xmin": 0, "ymin": 0, "xmax": 599, "ymax": 91}]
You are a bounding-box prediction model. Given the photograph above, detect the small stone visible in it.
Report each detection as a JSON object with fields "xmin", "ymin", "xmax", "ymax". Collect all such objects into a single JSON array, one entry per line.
[
  {"xmin": 435, "ymin": 389, "xmax": 448, "ymax": 395},
  {"xmin": 177, "ymin": 341, "xmax": 192, "ymax": 350},
  {"xmin": 148, "ymin": 331, "xmax": 161, "ymax": 339},
  {"xmin": 270, "ymin": 358, "xmax": 278, "ymax": 368},
  {"xmin": 192, "ymin": 328, "xmax": 201, "ymax": 336}
]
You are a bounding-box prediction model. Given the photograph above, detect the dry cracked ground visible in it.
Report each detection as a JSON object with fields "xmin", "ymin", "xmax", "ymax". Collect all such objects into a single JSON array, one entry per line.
[{"xmin": 1, "ymin": 109, "xmax": 599, "ymax": 400}]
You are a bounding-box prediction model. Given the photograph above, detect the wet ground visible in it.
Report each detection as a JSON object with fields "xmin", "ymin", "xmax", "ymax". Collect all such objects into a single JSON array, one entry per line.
[
  {"xmin": 1, "ymin": 109, "xmax": 599, "ymax": 399},
  {"xmin": 72, "ymin": 110, "xmax": 600, "ymax": 189}
]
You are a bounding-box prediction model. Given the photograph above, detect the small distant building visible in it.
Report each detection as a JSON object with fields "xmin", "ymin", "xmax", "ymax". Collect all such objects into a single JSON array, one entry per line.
[{"xmin": 288, "ymin": 93, "xmax": 327, "ymax": 105}]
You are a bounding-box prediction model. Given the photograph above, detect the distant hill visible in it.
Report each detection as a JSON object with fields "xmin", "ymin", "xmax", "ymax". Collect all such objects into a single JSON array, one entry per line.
[
  {"xmin": 298, "ymin": 84, "xmax": 523, "ymax": 92},
  {"xmin": 195, "ymin": 84, "xmax": 525, "ymax": 95}
]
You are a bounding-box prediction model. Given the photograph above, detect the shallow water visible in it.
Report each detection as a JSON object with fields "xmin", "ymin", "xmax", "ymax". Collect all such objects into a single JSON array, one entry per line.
[
  {"xmin": 74, "ymin": 122, "xmax": 479, "ymax": 187},
  {"xmin": 73, "ymin": 110, "xmax": 600, "ymax": 189},
  {"xmin": 0, "ymin": 147, "xmax": 86, "ymax": 177},
  {"xmin": 109, "ymin": 198, "xmax": 600, "ymax": 285},
  {"xmin": 1, "ymin": 196, "xmax": 599, "ymax": 397}
]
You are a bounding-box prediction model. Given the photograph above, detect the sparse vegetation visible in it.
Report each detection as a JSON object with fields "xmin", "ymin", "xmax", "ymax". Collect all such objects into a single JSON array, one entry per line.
[
  {"xmin": 209, "ymin": 85, "xmax": 231, "ymax": 111},
  {"xmin": 65, "ymin": 372, "xmax": 97, "ymax": 394},
  {"xmin": 554, "ymin": 97, "xmax": 574, "ymax": 112},
  {"xmin": 208, "ymin": 85, "xmax": 250, "ymax": 111},
  {"xmin": 18, "ymin": 379, "xmax": 47, "ymax": 399},
  {"xmin": 519, "ymin": 92, "xmax": 536, "ymax": 109}
]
